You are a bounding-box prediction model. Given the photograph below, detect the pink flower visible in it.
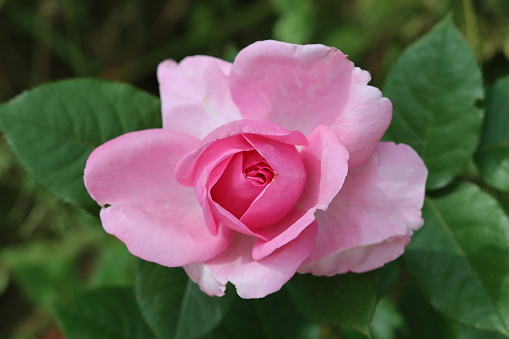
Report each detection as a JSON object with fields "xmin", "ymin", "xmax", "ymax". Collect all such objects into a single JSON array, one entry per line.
[{"xmin": 84, "ymin": 41, "xmax": 427, "ymax": 299}]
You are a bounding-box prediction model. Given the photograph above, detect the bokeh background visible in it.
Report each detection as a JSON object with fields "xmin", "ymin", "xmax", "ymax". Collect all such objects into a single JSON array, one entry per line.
[{"xmin": 1, "ymin": 0, "xmax": 508, "ymax": 338}]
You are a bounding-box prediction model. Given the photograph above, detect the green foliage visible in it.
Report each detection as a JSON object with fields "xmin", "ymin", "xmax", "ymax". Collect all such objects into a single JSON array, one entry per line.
[
  {"xmin": 56, "ymin": 287, "xmax": 155, "ymax": 339},
  {"xmin": 0, "ymin": 79, "xmax": 161, "ymax": 211},
  {"xmin": 287, "ymin": 271, "xmax": 379, "ymax": 337},
  {"xmin": 475, "ymin": 76, "xmax": 509, "ymax": 193},
  {"xmin": 205, "ymin": 289, "xmax": 319, "ymax": 339},
  {"xmin": 404, "ymin": 183, "xmax": 509, "ymax": 337},
  {"xmin": 383, "ymin": 18, "xmax": 484, "ymax": 190},
  {"xmin": 1, "ymin": 2, "xmax": 509, "ymax": 338},
  {"xmin": 135, "ymin": 261, "xmax": 232, "ymax": 339},
  {"xmin": 270, "ymin": 0, "xmax": 315, "ymax": 44}
]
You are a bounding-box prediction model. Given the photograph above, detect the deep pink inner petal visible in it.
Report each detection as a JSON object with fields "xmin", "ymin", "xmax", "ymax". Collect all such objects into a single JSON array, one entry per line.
[
  {"xmin": 211, "ymin": 151, "xmax": 274, "ymax": 218},
  {"xmin": 240, "ymin": 134, "xmax": 306, "ymax": 230},
  {"xmin": 242, "ymin": 150, "xmax": 274, "ymax": 186}
]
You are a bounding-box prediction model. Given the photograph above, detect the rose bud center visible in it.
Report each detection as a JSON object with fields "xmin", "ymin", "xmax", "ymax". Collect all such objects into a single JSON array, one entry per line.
[{"xmin": 210, "ymin": 138, "xmax": 306, "ymax": 231}]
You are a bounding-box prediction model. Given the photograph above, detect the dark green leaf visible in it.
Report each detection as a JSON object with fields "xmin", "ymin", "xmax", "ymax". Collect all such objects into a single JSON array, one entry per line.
[
  {"xmin": 204, "ymin": 289, "xmax": 319, "ymax": 339},
  {"xmin": 0, "ymin": 79, "xmax": 161, "ymax": 211},
  {"xmin": 55, "ymin": 287, "xmax": 155, "ymax": 339},
  {"xmin": 383, "ymin": 18, "xmax": 484, "ymax": 190},
  {"xmin": 135, "ymin": 260, "xmax": 231, "ymax": 339},
  {"xmin": 287, "ymin": 271, "xmax": 379, "ymax": 337},
  {"xmin": 475, "ymin": 76, "xmax": 509, "ymax": 193},
  {"xmin": 404, "ymin": 183, "xmax": 509, "ymax": 336}
]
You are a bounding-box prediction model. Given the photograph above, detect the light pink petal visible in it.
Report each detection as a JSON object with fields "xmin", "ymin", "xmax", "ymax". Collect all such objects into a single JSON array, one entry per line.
[
  {"xmin": 299, "ymin": 142, "xmax": 427, "ymax": 275},
  {"xmin": 84, "ymin": 129, "xmax": 231, "ymax": 266},
  {"xmin": 158, "ymin": 56, "xmax": 242, "ymax": 138},
  {"xmin": 252, "ymin": 125, "xmax": 349, "ymax": 260},
  {"xmin": 330, "ymin": 68, "xmax": 392, "ymax": 168},
  {"xmin": 240, "ymin": 134, "xmax": 306, "ymax": 229},
  {"xmin": 175, "ymin": 120, "xmax": 307, "ymax": 186},
  {"xmin": 298, "ymin": 236, "xmax": 410, "ymax": 276},
  {"xmin": 229, "ymin": 40, "xmax": 351, "ymax": 135},
  {"xmin": 185, "ymin": 222, "xmax": 318, "ymax": 299}
]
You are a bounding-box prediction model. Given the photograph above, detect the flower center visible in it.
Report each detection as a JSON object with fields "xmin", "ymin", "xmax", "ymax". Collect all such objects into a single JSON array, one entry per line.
[{"xmin": 244, "ymin": 162, "xmax": 274, "ymax": 186}]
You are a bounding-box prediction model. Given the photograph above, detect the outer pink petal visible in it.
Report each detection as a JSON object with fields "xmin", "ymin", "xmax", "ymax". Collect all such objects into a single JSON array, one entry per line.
[
  {"xmin": 330, "ymin": 68, "xmax": 392, "ymax": 168},
  {"xmin": 84, "ymin": 129, "xmax": 231, "ymax": 267},
  {"xmin": 299, "ymin": 142, "xmax": 427, "ymax": 275},
  {"xmin": 158, "ymin": 56, "xmax": 242, "ymax": 138},
  {"xmin": 229, "ymin": 40, "xmax": 349, "ymax": 135},
  {"xmin": 230, "ymin": 40, "xmax": 391, "ymax": 167},
  {"xmin": 185, "ymin": 222, "xmax": 318, "ymax": 299},
  {"xmin": 298, "ymin": 236, "xmax": 410, "ymax": 276},
  {"xmin": 252, "ymin": 125, "xmax": 349, "ymax": 260}
]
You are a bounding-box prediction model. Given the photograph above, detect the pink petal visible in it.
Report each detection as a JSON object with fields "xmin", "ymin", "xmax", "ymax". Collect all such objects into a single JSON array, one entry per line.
[
  {"xmin": 229, "ymin": 41, "xmax": 349, "ymax": 135},
  {"xmin": 185, "ymin": 222, "xmax": 318, "ymax": 299},
  {"xmin": 211, "ymin": 152, "xmax": 265, "ymax": 218},
  {"xmin": 298, "ymin": 236, "xmax": 410, "ymax": 276},
  {"xmin": 229, "ymin": 40, "xmax": 391, "ymax": 167},
  {"xmin": 299, "ymin": 142, "xmax": 427, "ymax": 275},
  {"xmin": 175, "ymin": 119, "xmax": 307, "ymax": 186},
  {"xmin": 84, "ymin": 129, "xmax": 231, "ymax": 266},
  {"xmin": 240, "ymin": 134, "xmax": 306, "ymax": 229},
  {"xmin": 158, "ymin": 56, "xmax": 242, "ymax": 138},
  {"xmin": 252, "ymin": 125, "xmax": 349, "ymax": 260},
  {"xmin": 330, "ymin": 68, "xmax": 392, "ymax": 168}
]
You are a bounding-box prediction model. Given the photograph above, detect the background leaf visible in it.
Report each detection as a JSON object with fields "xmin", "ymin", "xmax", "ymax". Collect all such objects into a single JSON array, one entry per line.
[
  {"xmin": 475, "ymin": 76, "xmax": 509, "ymax": 193},
  {"xmin": 56, "ymin": 287, "xmax": 155, "ymax": 339},
  {"xmin": 383, "ymin": 18, "xmax": 484, "ymax": 190},
  {"xmin": 404, "ymin": 183, "xmax": 509, "ymax": 337},
  {"xmin": 0, "ymin": 79, "xmax": 161, "ymax": 211},
  {"xmin": 135, "ymin": 260, "xmax": 232, "ymax": 339},
  {"xmin": 287, "ymin": 271, "xmax": 379, "ymax": 337},
  {"xmin": 204, "ymin": 289, "xmax": 319, "ymax": 339}
]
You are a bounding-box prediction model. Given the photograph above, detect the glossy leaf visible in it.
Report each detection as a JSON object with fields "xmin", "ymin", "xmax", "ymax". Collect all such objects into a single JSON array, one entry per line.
[
  {"xmin": 135, "ymin": 260, "xmax": 231, "ymax": 339},
  {"xmin": 55, "ymin": 287, "xmax": 155, "ymax": 339},
  {"xmin": 404, "ymin": 183, "xmax": 509, "ymax": 337},
  {"xmin": 0, "ymin": 79, "xmax": 161, "ymax": 211},
  {"xmin": 383, "ymin": 18, "xmax": 483, "ymax": 189},
  {"xmin": 475, "ymin": 76, "xmax": 509, "ymax": 193},
  {"xmin": 287, "ymin": 271, "xmax": 379, "ymax": 337}
]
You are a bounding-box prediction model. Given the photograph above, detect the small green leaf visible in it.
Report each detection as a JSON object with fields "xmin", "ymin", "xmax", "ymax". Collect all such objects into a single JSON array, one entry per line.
[
  {"xmin": 383, "ymin": 18, "xmax": 484, "ymax": 190},
  {"xmin": 135, "ymin": 260, "xmax": 232, "ymax": 339},
  {"xmin": 475, "ymin": 76, "xmax": 509, "ymax": 193},
  {"xmin": 55, "ymin": 287, "xmax": 155, "ymax": 339},
  {"xmin": 287, "ymin": 271, "xmax": 379, "ymax": 337},
  {"xmin": 0, "ymin": 79, "xmax": 161, "ymax": 211},
  {"xmin": 404, "ymin": 183, "xmax": 509, "ymax": 337}
]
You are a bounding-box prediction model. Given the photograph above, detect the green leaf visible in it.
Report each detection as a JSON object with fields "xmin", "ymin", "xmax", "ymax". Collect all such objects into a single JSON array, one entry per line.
[
  {"xmin": 404, "ymin": 183, "xmax": 509, "ymax": 337},
  {"xmin": 370, "ymin": 298, "xmax": 406, "ymax": 339},
  {"xmin": 383, "ymin": 18, "xmax": 484, "ymax": 190},
  {"xmin": 135, "ymin": 260, "xmax": 232, "ymax": 339},
  {"xmin": 0, "ymin": 79, "xmax": 161, "ymax": 211},
  {"xmin": 287, "ymin": 271, "xmax": 379, "ymax": 337},
  {"xmin": 55, "ymin": 287, "xmax": 156, "ymax": 339},
  {"xmin": 204, "ymin": 289, "xmax": 319, "ymax": 339},
  {"xmin": 475, "ymin": 76, "xmax": 509, "ymax": 193}
]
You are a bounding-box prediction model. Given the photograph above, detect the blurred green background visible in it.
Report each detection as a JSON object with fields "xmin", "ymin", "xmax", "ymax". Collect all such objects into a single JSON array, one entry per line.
[{"xmin": 1, "ymin": 0, "xmax": 509, "ymax": 338}]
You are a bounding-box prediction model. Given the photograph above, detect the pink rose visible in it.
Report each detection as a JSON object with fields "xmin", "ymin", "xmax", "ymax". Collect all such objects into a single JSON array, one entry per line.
[{"xmin": 84, "ymin": 41, "xmax": 427, "ymax": 298}]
